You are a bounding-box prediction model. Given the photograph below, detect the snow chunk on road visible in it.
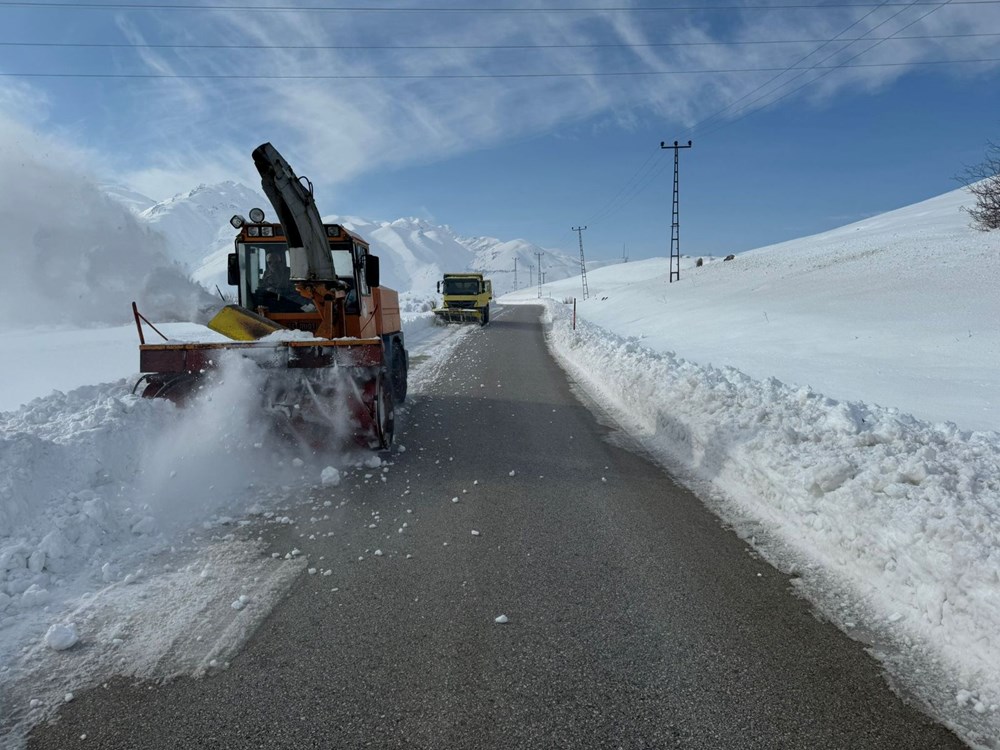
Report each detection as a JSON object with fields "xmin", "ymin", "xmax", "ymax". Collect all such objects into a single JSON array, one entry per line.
[
  {"xmin": 44, "ymin": 623, "xmax": 79, "ymax": 651},
  {"xmin": 321, "ymin": 467, "xmax": 342, "ymax": 486},
  {"xmin": 494, "ymin": 614, "xmax": 509, "ymax": 624}
]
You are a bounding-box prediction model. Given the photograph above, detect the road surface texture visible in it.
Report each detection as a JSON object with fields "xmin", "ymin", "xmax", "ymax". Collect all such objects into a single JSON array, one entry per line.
[{"xmin": 30, "ymin": 304, "xmax": 965, "ymax": 749}]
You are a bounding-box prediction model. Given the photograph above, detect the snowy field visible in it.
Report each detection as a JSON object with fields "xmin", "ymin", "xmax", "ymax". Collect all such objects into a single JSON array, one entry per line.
[{"xmin": 0, "ymin": 184, "xmax": 998, "ymax": 748}]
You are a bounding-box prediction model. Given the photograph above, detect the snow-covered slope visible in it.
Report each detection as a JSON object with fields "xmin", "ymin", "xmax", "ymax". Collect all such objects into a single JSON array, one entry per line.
[
  {"xmin": 509, "ymin": 185, "xmax": 1000, "ymax": 433},
  {"xmin": 98, "ymin": 183, "xmax": 157, "ymax": 214},
  {"xmin": 462, "ymin": 235, "xmax": 581, "ymax": 296},
  {"xmin": 137, "ymin": 182, "xmax": 267, "ymax": 272},
  {"xmin": 336, "ymin": 216, "xmax": 477, "ymax": 294},
  {"xmin": 106, "ymin": 182, "xmax": 581, "ymax": 297}
]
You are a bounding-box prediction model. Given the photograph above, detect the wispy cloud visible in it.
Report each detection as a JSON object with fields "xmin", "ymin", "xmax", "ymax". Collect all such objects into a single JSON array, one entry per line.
[
  {"xmin": 3, "ymin": 1, "xmax": 995, "ymax": 200},
  {"xmin": 0, "ymin": 79, "xmax": 51, "ymax": 127}
]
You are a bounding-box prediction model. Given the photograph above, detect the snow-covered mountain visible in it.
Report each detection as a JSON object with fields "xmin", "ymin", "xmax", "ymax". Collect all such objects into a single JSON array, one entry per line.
[
  {"xmin": 136, "ymin": 182, "xmax": 268, "ymax": 273},
  {"xmin": 98, "ymin": 183, "xmax": 157, "ymax": 214},
  {"xmin": 106, "ymin": 183, "xmax": 581, "ymax": 297},
  {"xmin": 461, "ymin": 235, "xmax": 582, "ymax": 296}
]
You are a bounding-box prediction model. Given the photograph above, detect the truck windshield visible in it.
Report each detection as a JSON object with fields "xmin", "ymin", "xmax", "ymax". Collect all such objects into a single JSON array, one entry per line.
[
  {"xmin": 443, "ymin": 279, "xmax": 480, "ymax": 295},
  {"xmin": 248, "ymin": 243, "xmax": 354, "ymax": 287}
]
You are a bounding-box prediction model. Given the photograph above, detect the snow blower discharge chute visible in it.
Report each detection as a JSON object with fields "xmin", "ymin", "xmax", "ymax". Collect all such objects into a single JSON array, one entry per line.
[{"xmin": 131, "ymin": 142, "xmax": 408, "ymax": 450}]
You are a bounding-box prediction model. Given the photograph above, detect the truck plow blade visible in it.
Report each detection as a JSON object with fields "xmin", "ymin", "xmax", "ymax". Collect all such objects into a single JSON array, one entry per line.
[
  {"xmin": 208, "ymin": 304, "xmax": 286, "ymax": 341},
  {"xmin": 433, "ymin": 308, "xmax": 482, "ymax": 324}
]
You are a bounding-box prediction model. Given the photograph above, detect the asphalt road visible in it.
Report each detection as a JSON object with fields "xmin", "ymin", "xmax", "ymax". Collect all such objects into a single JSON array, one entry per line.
[{"xmin": 29, "ymin": 304, "xmax": 965, "ymax": 749}]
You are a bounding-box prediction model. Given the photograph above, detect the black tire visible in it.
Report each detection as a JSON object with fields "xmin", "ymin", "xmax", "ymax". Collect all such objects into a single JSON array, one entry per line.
[
  {"xmin": 391, "ymin": 340, "xmax": 408, "ymax": 403},
  {"xmin": 480, "ymin": 305, "xmax": 490, "ymax": 326},
  {"xmin": 373, "ymin": 369, "xmax": 395, "ymax": 450}
]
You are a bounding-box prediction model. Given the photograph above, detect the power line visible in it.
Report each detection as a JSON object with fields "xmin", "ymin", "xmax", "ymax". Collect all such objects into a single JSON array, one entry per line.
[
  {"xmin": 572, "ymin": 226, "xmax": 589, "ymax": 300},
  {"xmin": 679, "ymin": 0, "xmax": 897, "ymax": 138},
  {"xmin": 1, "ymin": 56, "xmax": 994, "ymax": 79},
  {"xmin": 661, "ymin": 140, "xmax": 692, "ymax": 284},
  {"xmin": 696, "ymin": 0, "xmax": 931, "ymax": 134},
  {"xmin": 586, "ymin": 147, "xmax": 662, "ymax": 227},
  {"xmin": 635, "ymin": 0, "xmax": 901, "ymax": 225},
  {"xmin": 535, "ymin": 250, "xmax": 543, "ymax": 299},
  {"xmin": 0, "ymin": 0, "xmax": 997, "ymax": 11},
  {"xmin": 1, "ymin": 31, "xmax": 995, "ymax": 51},
  {"xmin": 578, "ymin": 1, "xmax": 980, "ymax": 228},
  {"xmin": 696, "ymin": 0, "xmax": 958, "ymax": 137}
]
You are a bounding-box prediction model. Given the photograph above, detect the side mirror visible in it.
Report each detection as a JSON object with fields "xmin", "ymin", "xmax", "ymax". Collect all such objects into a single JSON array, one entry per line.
[
  {"xmin": 227, "ymin": 253, "xmax": 240, "ymax": 286},
  {"xmin": 436, "ymin": 281, "xmax": 441, "ymax": 293},
  {"xmin": 365, "ymin": 254, "xmax": 380, "ymax": 289}
]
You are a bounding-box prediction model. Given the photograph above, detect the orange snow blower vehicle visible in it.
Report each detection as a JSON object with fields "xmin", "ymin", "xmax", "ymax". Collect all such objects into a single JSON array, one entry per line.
[{"xmin": 131, "ymin": 142, "xmax": 407, "ymax": 449}]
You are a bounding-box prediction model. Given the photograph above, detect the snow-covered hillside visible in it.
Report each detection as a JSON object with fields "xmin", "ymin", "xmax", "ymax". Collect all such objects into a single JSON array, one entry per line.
[
  {"xmin": 98, "ymin": 183, "xmax": 157, "ymax": 214},
  {"xmin": 463, "ymin": 235, "xmax": 582, "ymax": 296},
  {"xmin": 519, "ymin": 185, "xmax": 999, "ymax": 433},
  {"xmin": 136, "ymin": 181, "xmax": 268, "ymax": 272},
  {"xmin": 105, "ymin": 182, "xmax": 582, "ymax": 297}
]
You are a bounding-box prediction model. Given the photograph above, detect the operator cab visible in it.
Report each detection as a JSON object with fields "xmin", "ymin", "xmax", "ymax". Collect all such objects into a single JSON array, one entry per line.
[{"xmin": 227, "ymin": 212, "xmax": 379, "ymax": 321}]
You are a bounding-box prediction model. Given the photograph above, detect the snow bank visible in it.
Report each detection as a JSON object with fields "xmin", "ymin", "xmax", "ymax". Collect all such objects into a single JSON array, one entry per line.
[
  {"xmin": 535, "ymin": 299, "xmax": 1000, "ymax": 742},
  {"xmin": 0, "ymin": 352, "xmax": 360, "ymax": 738}
]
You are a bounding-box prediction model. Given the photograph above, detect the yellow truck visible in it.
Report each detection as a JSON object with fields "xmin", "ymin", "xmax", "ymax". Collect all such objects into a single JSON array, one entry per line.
[{"xmin": 433, "ymin": 273, "xmax": 493, "ymax": 326}]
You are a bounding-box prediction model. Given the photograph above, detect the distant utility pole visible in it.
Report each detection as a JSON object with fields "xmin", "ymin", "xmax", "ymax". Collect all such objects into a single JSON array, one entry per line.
[
  {"xmin": 622, "ymin": 241, "xmax": 629, "ymax": 263},
  {"xmin": 514, "ymin": 257, "xmax": 518, "ymax": 289},
  {"xmin": 528, "ymin": 264, "xmax": 533, "ymax": 287},
  {"xmin": 661, "ymin": 139, "xmax": 692, "ymax": 283},
  {"xmin": 535, "ymin": 250, "xmax": 544, "ymax": 299},
  {"xmin": 572, "ymin": 226, "xmax": 589, "ymax": 300}
]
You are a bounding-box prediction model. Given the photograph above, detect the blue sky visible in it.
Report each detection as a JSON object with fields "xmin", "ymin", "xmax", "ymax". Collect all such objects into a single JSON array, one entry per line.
[{"xmin": 1, "ymin": 0, "xmax": 998, "ymax": 261}]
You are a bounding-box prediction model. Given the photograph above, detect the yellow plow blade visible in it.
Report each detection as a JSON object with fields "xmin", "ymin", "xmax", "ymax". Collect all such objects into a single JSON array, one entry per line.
[
  {"xmin": 208, "ymin": 304, "xmax": 286, "ymax": 341},
  {"xmin": 433, "ymin": 307, "xmax": 482, "ymax": 324}
]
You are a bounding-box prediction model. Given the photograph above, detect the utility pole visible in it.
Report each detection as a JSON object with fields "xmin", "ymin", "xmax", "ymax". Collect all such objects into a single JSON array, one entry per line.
[
  {"xmin": 572, "ymin": 226, "xmax": 589, "ymax": 300},
  {"xmin": 514, "ymin": 257, "xmax": 518, "ymax": 289},
  {"xmin": 535, "ymin": 250, "xmax": 543, "ymax": 299},
  {"xmin": 660, "ymin": 139, "xmax": 692, "ymax": 283},
  {"xmin": 622, "ymin": 241, "xmax": 628, "ymax": 263}
]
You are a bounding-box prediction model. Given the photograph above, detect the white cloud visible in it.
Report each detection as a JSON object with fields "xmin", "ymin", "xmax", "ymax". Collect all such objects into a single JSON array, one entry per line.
[
  {"xmin": 25, "ymin": 1, "xmax": 995, "ymax": 199},
  {"xmin": 119, "ymin": 143, "xmax": 256, "ymax": 203},
  {"xmin": 0, "ymin": 80, "xmax": 51, "ymax": 127}
]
